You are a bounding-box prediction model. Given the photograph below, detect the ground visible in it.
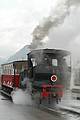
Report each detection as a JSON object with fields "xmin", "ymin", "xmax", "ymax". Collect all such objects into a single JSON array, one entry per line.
[
  {"xmin": 0, "ymin": 94, "xmax": 62, "ymax": 120},
  {"xmin": 0, "ymin": 93, "xmax": 79, "ymax": 120}
]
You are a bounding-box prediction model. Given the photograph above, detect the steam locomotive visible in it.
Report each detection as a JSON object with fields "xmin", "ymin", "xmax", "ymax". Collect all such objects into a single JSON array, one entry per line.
[{"xmin": 0, "ymin": 49, "xmax": 71, "ymax": 104}]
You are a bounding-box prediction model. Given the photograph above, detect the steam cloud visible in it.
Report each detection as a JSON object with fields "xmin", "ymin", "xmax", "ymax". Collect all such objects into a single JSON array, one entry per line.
[
  {"xmin": 30, "ymin": 0, "xmax": 80, "ymax": 49},
  {"xmin": 11, "ymin": 89, "xmax": 32, "ymax": 105}
]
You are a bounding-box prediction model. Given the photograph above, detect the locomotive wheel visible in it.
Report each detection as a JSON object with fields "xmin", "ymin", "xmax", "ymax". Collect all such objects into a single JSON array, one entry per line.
[
  {"xmin": 48, "ymin": 95, "xmax": 51, "ymax": 104},
  {"xmin": 59, "ymin": 98, "xmax": 61, "ymax": 102},
  {"xmin": 56, "ymin": 98, "xmax": 58, "ymax": 104},
  {"xmin": 33, "ymin": 92, "xmax": 41, "ymax": 107},
  {"xmin": 39, "ymin": 98, "xmax": 42, "ymax": 104},
  {"xmin": 55, "ymin": 95, "xmax": 59, "ymax": 104}
]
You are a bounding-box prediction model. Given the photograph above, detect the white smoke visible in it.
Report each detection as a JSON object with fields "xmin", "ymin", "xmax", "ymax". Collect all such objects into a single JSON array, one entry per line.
[
  {"xmin": 11, "ymin": 89, "xmax": 32, "ymax": 105},
  {"xmin": 30, "ymin": 0, "xmax": 80, "ymax": 49}
]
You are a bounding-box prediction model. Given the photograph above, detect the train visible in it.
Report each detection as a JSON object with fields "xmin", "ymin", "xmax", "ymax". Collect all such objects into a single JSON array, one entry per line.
[{"xmin": 0, "ymin": 49, "xmax": 71, "ymax": 104}]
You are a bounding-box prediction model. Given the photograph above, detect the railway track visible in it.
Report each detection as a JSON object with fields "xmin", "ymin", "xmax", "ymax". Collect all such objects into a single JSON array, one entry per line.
[
  {"xmin": 39, "ymin": 104, "xmax": 80, "ymax": 120},
  {"xmin": 0, "ymin": 90, "xmax": 80, "ymax": 120}
]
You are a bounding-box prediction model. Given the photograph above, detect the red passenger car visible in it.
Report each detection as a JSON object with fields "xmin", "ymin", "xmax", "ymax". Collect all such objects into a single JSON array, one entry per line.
[{"xmin": 1, "ymin": 60, "xmax": 28, "ymax": 96}]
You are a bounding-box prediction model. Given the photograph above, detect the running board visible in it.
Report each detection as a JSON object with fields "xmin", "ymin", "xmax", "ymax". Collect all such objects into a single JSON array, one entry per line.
[{"xmin": 0, "ymin": 90, "xmax": 11, "ymax": 97}]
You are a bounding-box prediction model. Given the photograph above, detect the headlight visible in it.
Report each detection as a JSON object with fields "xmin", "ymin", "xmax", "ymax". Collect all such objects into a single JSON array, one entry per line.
[{"xmin": 51, "ymin": 75, "xmax": 57, "ymax": 82}]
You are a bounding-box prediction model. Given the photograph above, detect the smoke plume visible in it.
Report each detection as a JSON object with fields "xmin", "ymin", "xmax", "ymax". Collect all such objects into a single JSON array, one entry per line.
[{"xmin": 30, "ymin": 0, "xmax": 80, "ymax": 49}]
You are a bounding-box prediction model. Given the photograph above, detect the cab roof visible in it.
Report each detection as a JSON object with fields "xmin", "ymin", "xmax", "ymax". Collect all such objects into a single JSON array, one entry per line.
[{"xmin": 28, "ymin": 49, "xmax": 70, "ymax": 58}]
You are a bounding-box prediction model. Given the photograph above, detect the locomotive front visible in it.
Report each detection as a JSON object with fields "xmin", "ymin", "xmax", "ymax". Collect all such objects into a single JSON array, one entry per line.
[{"xmin": 27, "ymin": 49, "xmax": 71, "ymax": 104}]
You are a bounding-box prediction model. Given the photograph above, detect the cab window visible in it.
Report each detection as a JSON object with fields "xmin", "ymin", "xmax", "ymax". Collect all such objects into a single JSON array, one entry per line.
[
  {"xmin": 31, "ymin": 58, "xmax": 37, "ymax": 67},
  {"xmin": 52, "ymin": 59, "xmax": 58, "ymax": 66}
]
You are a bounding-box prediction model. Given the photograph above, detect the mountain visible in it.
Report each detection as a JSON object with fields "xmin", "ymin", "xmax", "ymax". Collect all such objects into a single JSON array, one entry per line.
[{"xmin": 8, "ymin": 45, "xmax": 31, "ymax": 62}]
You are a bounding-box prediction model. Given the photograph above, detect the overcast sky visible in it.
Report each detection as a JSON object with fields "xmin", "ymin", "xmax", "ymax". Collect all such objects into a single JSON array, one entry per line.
[
  {"xmin": 0, "ymin": 0, "xmax": 58, "ymax": 58},
  {"xmin": 0, "ymin": 0, "xmax": 80, "ymax": 62}
]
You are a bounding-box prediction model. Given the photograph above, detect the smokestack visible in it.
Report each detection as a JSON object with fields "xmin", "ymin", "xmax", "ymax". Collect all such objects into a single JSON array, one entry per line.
[{"xmin": 30, "ymin": 0, "xmax": 80, "ymax": 49}]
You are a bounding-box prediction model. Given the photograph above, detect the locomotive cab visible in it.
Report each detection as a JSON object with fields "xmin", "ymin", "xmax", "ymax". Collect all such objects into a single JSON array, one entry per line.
[{"xmin": 27, "ymin": 49, "xmax": 71, "ymax": 104}]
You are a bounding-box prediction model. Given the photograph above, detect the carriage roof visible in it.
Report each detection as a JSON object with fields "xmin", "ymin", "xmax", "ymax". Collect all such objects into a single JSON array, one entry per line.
[{"xmin": 1, "ymin": 60, "xmax": 27, "ymax": 66}]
